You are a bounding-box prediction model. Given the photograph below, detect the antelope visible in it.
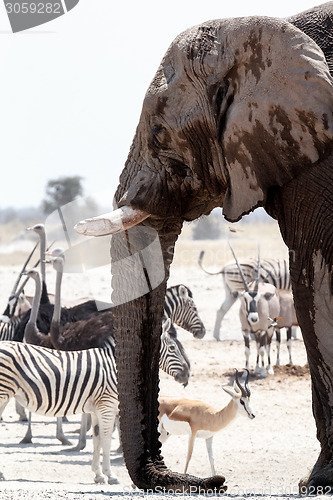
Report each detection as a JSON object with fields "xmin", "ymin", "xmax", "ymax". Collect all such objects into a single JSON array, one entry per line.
[
  {"xmin": 158, "ymin": 369, "xmax": 255, "ymax": 476},
  {"xmin": 229, "ymin": 245, "xmax": 280, "ymax": 377},
  {"xmin": 275, "ymin": 290, "xmax": 298, "ymax": 366}
]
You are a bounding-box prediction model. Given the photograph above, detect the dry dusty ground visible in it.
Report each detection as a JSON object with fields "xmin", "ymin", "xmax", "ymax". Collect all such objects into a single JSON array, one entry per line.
[{"xmin": 0, "ymin": 229, "xmax": 324, "ymax": 499}]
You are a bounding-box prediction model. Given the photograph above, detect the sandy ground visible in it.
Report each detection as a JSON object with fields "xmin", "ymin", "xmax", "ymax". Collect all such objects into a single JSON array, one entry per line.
[{"xmin": 0, "ymin": 249, "xmax": 322, "ymax": 500}]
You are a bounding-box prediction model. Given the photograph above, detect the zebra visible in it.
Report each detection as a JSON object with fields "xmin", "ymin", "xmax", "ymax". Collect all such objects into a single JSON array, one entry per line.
[
  {"xmin": 198, "ymin": 251, "xmax": 291, "ymax": 341},
  {"xmin": 1, "ymin": 295, "xmax": 35, "ymax": 423},
  {"xmin": 0, "ymin": 292, "xmax": 32, "ymax": 341},
  {"xmin": 159, "ymin": 318, "xmax": 190, "ymax": 386},
  {"xmin": 66, "ymin": 317, "xmax": 191, "ymax": 454},
  {"xmin": 0, "ymin": 239, "xmax": 39, "ymax": 334},
  {"xmin": 0, "ymin": 315, "xmax": 21, "ymax": 341},
  {"xmin": 163, "ymin": 284, "xmax": 205, "ymax": 339},
  {"xmin": 0, "ymin": 338, "xmax": 119, "ymax": 485}
]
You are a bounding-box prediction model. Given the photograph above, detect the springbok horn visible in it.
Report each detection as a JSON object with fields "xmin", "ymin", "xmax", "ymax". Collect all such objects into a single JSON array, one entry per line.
[
  {"xmin": 235, "ymin": 368, "xmax": 250, "ymax": 397},
  {"xmin": 244, "ymin": 369, "xmax": 251, "ymax": 397},
  {"xmin": 254, "ymin": 245, "xmax": 261, "ymax": 293},
  {"xmin": 74, "ymin": 206, "xmax": 150, "ymax": 237},
  {"xmin": 234, "ymin": 368, "xmax": 246, "ymax": 397},
  {"xmin": 228, "ymin": 242, "xmax": 250, "ymax": 292}
]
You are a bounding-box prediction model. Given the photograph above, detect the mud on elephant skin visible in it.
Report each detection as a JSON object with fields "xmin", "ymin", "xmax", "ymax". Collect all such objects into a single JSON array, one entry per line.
[{"xmin": 75, "ymin": 4, "xmax": 333, "ymax": 494}]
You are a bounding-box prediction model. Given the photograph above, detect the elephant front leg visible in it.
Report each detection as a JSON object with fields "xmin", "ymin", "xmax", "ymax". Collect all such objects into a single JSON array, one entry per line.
[
  {"xmin": 267, "ymin": 163, "xmax": 333, "ymax": 493},
  {"xmin": 295, "ymin": 260, "xmax": 333, "ymax": 493}
]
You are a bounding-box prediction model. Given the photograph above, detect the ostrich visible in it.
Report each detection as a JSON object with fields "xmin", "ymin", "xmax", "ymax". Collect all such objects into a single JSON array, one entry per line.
[
  {"xmin": 19, "ymin": 250, "xmax": 192, "ymax": 448},
  {"xmin": 0, "ymin": 240, "xmax": 39, "ymax": 324},
  {"xmin": 26, "ymin": 224, "xmax": 50, "ymax": 305},
  {"xmin": 22, "ymin": 267, "xmax": 53, "ymax": 348},
  {"xmin": 13, "ymin": 261, "xmax": 102, "ymax": 343},
  {"xmin": 20, "ymin": 265, "xmax": 72, "ymax": 445},
  {"xmin": 47, "ymin": 249, "xmax": 113, "ymax": 350}
]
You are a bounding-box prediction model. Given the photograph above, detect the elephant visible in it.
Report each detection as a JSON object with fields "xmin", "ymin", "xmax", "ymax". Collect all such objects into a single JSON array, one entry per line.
[
  {"xmin": 287, "ymin": 2, "xmax": 333, "ymax": 74},
  {"xmin": 75, "ymin": 3, "xmax": 333, "ymax": 494}
]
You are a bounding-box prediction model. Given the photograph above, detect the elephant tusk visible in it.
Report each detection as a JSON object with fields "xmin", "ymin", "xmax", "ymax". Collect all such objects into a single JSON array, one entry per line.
[{"xmin": 74, "ymin": 206, "xmax": 150, "ymax": 236}]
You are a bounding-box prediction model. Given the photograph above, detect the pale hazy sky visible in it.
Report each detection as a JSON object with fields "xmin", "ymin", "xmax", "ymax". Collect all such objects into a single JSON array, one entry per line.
[{"xmin": 0, "ymin": 0, "xmax": 322, "ymax": 209}]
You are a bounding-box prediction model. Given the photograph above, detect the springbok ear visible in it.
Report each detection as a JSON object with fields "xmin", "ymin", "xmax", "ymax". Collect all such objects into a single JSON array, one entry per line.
[
  {"xmin": 220, "ymin": 21, "xmax": 333, "ymax": 222},
  {"xmin": 178, "ymin": 285, "xmax": 189, "ymax": 301},
  {"xmin": 222, "ymin": 385, "xmax": 237, "ymax": 398}
]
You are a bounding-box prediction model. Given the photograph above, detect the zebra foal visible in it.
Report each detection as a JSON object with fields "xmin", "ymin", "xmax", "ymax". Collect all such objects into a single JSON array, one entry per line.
[{"xmin": 0, "ymin": 340, "xmax": 119, "ymax": 485}]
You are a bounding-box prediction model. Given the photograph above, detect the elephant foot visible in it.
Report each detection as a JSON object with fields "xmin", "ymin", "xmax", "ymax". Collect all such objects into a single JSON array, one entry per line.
[
  {"xmin": 131, "ymin": 464, "xmax": 227, "ymax": 493},
  {"xmin": 300, "ymin": 459, "xmax": 333, "ymax": 495}
]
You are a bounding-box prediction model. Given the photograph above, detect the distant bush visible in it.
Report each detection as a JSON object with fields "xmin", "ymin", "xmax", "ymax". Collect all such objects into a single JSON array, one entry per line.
[
  {"xmin": 192, "ymin": 214, "xmax": 224, "ymax": 240},
  {"xmin": 0, "ymin": 206, "xmax": 43, "ymax": 224}
]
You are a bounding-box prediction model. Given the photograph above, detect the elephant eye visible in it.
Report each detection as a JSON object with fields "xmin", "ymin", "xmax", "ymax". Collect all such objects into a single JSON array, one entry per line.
[
  {"xmin": 150, "ymin": 124, "xmax": 171, "ymax": 151},
  {"xmin": 152, "ymin": 125, "xmax": 164, "ymax": 136},
  {"xmin": 168, "ymin": 161, "xmax": 189, "ymax": 178},
  {"xmin": 151, "ymin": 125, "xmax": 165, "ymax": 145}
]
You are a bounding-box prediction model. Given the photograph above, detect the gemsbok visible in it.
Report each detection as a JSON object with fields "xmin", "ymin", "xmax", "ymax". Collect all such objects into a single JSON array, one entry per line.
[{"xmin": 158, "ymin": 369, "xmax": 255, "ymax": 476}]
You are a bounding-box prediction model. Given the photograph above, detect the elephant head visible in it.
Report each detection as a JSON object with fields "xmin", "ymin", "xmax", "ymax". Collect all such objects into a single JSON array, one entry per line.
[
  {"xmin": 76, "ymin": 9, "xmax": 333, "ymax": 494},
  {"xmin": 288, "ymin": 1, "xmax": 333, "ymax": 75}
]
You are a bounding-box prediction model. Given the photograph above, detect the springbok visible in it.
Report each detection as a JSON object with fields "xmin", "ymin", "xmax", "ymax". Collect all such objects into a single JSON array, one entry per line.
[{"xmin": 158, "ymin": 369, "xmax": 255, "ymax": 476}]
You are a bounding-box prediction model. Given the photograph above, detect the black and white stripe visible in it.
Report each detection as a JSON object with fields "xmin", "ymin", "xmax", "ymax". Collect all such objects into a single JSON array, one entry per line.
[
  {"xmin": 0, "ymin": 339, "xmax": 119, "ymax": 485},
  {"xmin": 0, "ymin": 316, "xmax": 21, "ymax": 341},
  {"xmin": 159, "ymin": 320, "xmax": 190, "ymax": 386},
  {"xmin": 163, "ymin": 285, "xmax": 205, "ymax": 339},
  {"xmin": 199, "ymin": 253, "xmax": 290, "ymax": 341},
  {"xmin": 68, "ymin": 322, "xmax": 191, "ymax": 455},
  {"xmin": 222, "ymin": 258, "xmax": 290, "ymax": 293}
]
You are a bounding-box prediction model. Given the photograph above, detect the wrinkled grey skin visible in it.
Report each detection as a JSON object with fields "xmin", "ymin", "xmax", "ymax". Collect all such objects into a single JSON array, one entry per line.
[
  {"xmin": 288, "ymin": 2, "xmax": 333, "ymax": 74},
  {"xmin": 108, "ymin": 4, "xmax": 333, "ymax": 493}
]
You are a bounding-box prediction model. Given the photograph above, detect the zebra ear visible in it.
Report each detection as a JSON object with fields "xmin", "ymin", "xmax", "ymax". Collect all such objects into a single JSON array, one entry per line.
[
  {"xmin": 178, "ymin": 285, "xmax": 189, "ymax": 300},
  {"xmin": 162, "ymin": 318, "xmax": 171, "ymax": 334}
]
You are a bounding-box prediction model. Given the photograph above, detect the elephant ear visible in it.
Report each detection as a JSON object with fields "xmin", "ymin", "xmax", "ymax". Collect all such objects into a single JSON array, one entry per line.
[{"xmin": 219, "ymin": 18, "xmax": 333, "ymax": 222}]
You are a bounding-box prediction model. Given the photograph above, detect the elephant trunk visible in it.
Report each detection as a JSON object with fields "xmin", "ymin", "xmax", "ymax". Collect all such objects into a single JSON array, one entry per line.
[{"xmin": 110, "ymin": 226, "xmax": 226, "ymax": 491}]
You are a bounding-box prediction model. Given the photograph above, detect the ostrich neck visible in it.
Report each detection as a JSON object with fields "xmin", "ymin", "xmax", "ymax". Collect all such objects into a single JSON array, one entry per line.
[
  {"xmin": 52, "ymin": 266, "xmax": 63, "ymax": 326},
  {"xmin": 28, "ymin": 274, "xmax": 42, "ymax": 327},
  {"xmin": 40, "ymin": 231, "xmax": 46, "ymax": 283}
]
